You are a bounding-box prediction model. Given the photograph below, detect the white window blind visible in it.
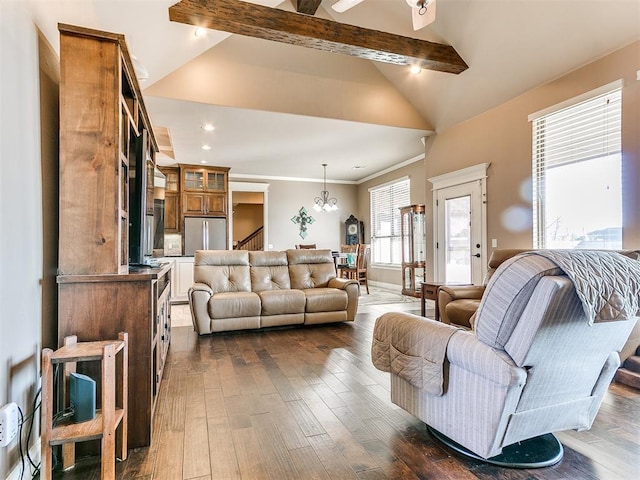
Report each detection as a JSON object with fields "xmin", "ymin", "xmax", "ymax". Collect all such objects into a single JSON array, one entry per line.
[
  {"xmin": 532, "ymin": 87, "xmax": 622, "ymax": 249},
  {"xmin": 370, "ymin": 178, "xmax": 410, "ymax": 265}
]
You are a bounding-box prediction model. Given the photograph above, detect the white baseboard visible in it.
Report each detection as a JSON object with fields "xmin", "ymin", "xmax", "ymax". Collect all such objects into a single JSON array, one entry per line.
[
  {"xmin": 368, "ymin": 280, "xmax": 402, "ymax": 292},
  {"xmin": 6, "ymin": 438, "xmax": 40, "ymax": 480}
]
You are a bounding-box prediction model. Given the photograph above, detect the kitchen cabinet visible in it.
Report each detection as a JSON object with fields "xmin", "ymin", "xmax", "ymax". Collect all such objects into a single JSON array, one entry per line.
[
  {"xmin": 182, "ymin": 192, "xmax": 226, "ymax": 216},
  {"xmin": 161, "ymin": 167, "xmax": 179, "ymax": 193},
  {"xmin": 170, "ymin": 257, "xmax": 195, "ymax": 304},
  {"xmin": 159, "ymin": 167, "xmax": 180, "ymax": 233},
  {"xmin": 164, "ymin": 192, "xmax": 180, "ymax": 233},
  {"xmin": 180, "ymin": 165, "xmax": 229, "ymax": 216}
]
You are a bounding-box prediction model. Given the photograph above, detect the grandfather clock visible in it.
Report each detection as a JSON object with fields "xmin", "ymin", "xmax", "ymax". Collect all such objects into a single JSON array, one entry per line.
[
  {"xmin": 345, "ymin": 215, "xmax": 363, "ymax": 245},
  {"xmin": 400, "ymin": 205, "xmax": 426, "ymax": 297}
]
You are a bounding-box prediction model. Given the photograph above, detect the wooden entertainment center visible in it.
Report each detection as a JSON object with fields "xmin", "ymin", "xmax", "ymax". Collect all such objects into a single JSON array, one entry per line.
[{"xmin": 56, "ymin": 24, "xmax": 170, "ymax": 448}]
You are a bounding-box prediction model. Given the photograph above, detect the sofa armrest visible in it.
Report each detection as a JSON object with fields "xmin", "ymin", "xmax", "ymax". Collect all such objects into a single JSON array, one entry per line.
[
  {"xmin": 439, "ymin": 285, "xmax": 485, "ymax": 301},
  {"xmin": 438, "ymin": 285, "xmax": 485, "ymax": 326},
  {"xmin": 188, "ymin": 283, "xmax": 213, "ymax": 335},
  {"xmin": 446, "ymin": 331, "xmax": 526, "ymax": 387},
  {"xmin": 328, "ymin": 277, "xmax": 358, "ymax": 290},
  {"xmin": 328, "ymin": 277, "xmax": 359, "ymax": 320}
]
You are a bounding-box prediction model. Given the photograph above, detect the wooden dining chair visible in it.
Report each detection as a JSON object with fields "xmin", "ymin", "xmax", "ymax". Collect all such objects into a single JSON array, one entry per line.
[
  {"xmin": 296, "ymin": 244, "xmax": 317, "ymax": 249},
  {"xmin": 341, "ymin": 244, "xmax": 369, "ymax": 294}
]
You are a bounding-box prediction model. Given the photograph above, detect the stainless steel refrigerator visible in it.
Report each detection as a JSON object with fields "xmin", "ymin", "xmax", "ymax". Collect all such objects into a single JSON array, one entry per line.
[{"xmin": 184, "ymin": 217, "xmax": 227, "ymax": 255}]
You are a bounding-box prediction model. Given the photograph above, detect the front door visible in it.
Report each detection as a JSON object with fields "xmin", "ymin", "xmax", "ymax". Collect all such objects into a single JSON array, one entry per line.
[{"xmin": 435, "ymin": 181, "xmax": 485, "ymax": 285}]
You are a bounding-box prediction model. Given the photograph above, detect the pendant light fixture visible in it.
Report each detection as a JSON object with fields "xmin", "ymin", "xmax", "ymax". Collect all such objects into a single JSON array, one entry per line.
[{"xmin": 313, "ymin": 164, "xmax": 338, "ymax": 212}]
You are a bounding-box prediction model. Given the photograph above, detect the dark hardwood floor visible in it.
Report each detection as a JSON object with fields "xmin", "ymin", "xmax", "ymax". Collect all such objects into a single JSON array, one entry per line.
[{"xmin": 52, "ymin": 302, "xmax": 640, "ymax": 479}]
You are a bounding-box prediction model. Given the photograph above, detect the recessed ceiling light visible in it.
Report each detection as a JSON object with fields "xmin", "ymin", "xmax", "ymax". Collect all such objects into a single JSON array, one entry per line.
[
  {"xmin": 202, "ymin": 123, "xmax": 215, "ymax": 132},
  {"xmin": 200, "ymin": 160, "xmax": 208, "ymax": 164},
  {"xmin": 353, "ymin": 165, "xmax": 367, "ymax": 170},
  {"xmin": 201, "ymin": 144, "xmax": 211, "ymax": 151},
  {"xmin": 194, "ymin": 27, "xmax": 206, "ymax": 38},
  {"xmin": 410, "ymin": 65, "xmax": 422, "ymax": 75}
]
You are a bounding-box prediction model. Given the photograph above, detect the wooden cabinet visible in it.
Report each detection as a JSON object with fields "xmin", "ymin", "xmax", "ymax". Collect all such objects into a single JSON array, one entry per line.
[
  {"xmin": 58, "ymin": 24, "xmax": 157, "ymax": 275},
  {"xmin": 159, "ymin": 167, "xmax": 180, "ymax": 233},
  {"xmin": 160, "ymin": 167, "xmax": 179, "ymax": 193},
  {"xmin": 164, "ymin": 192, "xmax": 180, "ymax": 233},
  {"xmin": 57, "ymin": 24, "xmax": 167, "ymax": 449},
  {"xmin": 57, "ymin": 264, "xmax": 171, "ymax": 448},
  {"xmin": 180, "ymin": 165, "xmax": 229, "ymax": 216},
  {"xmin": 182, "ymin": 191, "xmax": 227, "ymax": 216}
]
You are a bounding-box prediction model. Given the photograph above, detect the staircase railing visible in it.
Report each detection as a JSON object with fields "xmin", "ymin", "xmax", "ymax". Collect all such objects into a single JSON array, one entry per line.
[{"xmin": 235, "ymin": 226, "xmax": 264, "ymax": 251}]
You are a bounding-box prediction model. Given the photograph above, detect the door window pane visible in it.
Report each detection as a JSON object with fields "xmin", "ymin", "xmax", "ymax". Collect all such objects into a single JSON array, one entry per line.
[{"xmin": 445, "ymin": 195, "xmax": 471, "ymax": 283}]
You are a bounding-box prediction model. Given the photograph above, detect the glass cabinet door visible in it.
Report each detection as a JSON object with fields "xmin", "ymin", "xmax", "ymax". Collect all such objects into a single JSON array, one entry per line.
[
  {"xmin": 206, "ymin": 171, "xmax": 226, "ymax": 191},
  {"xmin": 184, "ymin": 170, "xmax": 204, "ymax": 190}
]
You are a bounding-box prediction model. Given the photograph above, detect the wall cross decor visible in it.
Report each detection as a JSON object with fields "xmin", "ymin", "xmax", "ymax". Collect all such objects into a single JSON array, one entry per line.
[{"xmin": 291, "ymin": 207, "xmax": 315, "ymax": 239}]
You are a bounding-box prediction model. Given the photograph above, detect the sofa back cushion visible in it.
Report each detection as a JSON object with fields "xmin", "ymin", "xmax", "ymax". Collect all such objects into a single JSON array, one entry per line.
[
  {"xmin": 286, "ymin": 249, "xmax": 336, "ymax": 289},
  {"xmin": 249, "ymin": 251, "xmax": 291, "ymax": 291},
  {"xmin": 194, "ymin": 250, "xmax": 251, "ymax": 294},
  {"xmin": 475, "ymin": 254, "xmax": 562, "ymax": 348},
  {"xmin": 484, "ymin": 249, "xmax": 531, "ymax": 284}
]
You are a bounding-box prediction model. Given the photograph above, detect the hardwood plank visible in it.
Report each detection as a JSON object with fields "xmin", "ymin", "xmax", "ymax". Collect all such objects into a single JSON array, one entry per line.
[
  {"xmin": 250, "ymin": 412, "xmax": 301, "ymax": 479},
  {"xmin": 307, "ymin": 433, "xmax": 359, "ymax": 480},
  {"xmin": 288, "ymin": 446, "xmax": 332, "ymax": 480},
  {"xmin": 360, "ymin": 439, "xmax": 421, "ymax": 480},
  {"xmin": 261, "ymin": 392, "xmax": 311, "ymax": 450},
  {"xmin": 292, "ymin": 378, "xmax": 379, "ymax": 472},
  {"xmin": 183, "ymin": 415, "xmax": 211, "ymax": 479},
  {"xmin": 286, "ymin": 399, "xmax": 326, "ymax": 437},
  {"xmin": 231, "ymin": 427, "xmax": 270, "ymax": 479},
  {"xmin": 207, "ymin": 417, "xmax": 241, "ymax": 479},
  {"xmin": 153, "ymin": 430, "xmax": 184, "ymax": 480},
  {"xmin": 204, "ymin": 387, "xmax": 227, "ymax": 420}
]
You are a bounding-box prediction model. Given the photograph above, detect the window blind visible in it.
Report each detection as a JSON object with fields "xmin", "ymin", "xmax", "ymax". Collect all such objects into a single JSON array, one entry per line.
[
  {"xmin": 532, "ymin": 87, "xmax": 622, "ymax": 248},
  {"xmin": 370, "ymin": 178, "xmax": 410, "ymax": 265}
]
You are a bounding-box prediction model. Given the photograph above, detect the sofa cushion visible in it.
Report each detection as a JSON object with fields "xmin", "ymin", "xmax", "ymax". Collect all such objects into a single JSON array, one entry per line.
[
  {"xmin": 445, "ymin": 299, "xmax": 480, "ymax": 329},
  {"xmin": 208, "ymin": 291, "xmax": 261, "ymax": 319},
  {"xmin": 304, "ymin": 288, "xmax": 348, "ymax": 313},
  {"xmin": 195, "ymin": 250, "xmax": 251, "ymax": 293},
  {"xmin": 287, "ymin": 249, "xmax": 336, "ymax": 289},
  {"xmin": 249, "ymin": 251, "xmax": 291, "ymax": 291},
  {"xmin": 257, "ymin": 289, "xmax": 306, "ymax": 316}
]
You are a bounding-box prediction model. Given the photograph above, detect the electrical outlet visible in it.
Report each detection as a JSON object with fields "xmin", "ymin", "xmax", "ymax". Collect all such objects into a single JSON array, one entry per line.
[{"xmin": 0, "ymin": 402, "xmax": 19, "ymax": 447}]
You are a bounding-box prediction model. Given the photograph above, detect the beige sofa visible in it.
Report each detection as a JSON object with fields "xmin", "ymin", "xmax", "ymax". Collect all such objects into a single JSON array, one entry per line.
[{"xmin": 188, "ymin": 249, "xmax": 359, "ymax": 335}]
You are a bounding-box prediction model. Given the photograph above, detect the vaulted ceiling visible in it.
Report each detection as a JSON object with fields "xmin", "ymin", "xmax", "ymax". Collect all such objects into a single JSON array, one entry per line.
[{"xmin": 31, "ymin": 0, "xmax": 640, "ymax": 181}]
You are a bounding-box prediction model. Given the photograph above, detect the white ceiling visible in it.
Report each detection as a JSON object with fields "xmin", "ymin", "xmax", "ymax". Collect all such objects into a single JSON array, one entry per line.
[{"xmin": 32, "ymin": 0, "xmax": 640, "ymax": 182}]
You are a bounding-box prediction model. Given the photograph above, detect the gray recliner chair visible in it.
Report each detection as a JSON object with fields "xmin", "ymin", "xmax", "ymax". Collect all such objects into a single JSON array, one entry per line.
[{"xmin": 372, "ymin": 250, "xmax": 639, "ymax": 467}]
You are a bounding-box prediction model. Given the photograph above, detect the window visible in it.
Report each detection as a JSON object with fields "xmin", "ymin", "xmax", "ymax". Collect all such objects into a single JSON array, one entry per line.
[
  {"xmin": 531, "ymin": 84, "xmax": 622, "ymax": 249},
  {"xmin": 370, "ymin": 178, "xmax": 410, "ymax": 265}
]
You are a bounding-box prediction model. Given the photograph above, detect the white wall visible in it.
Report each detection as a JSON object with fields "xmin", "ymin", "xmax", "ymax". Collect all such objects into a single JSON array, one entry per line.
[
  {"xmin": 0, "ymin": 1, "xmax": 44, "ymax": 477},
  {"xmin": 232, "ymin": 177, "xmax": 358, "ymax": 251}
]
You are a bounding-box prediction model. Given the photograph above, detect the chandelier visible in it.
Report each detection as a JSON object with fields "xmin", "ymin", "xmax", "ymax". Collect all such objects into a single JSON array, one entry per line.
[{"xmin": 313, "ymin": 164, "xmax": 338, "ymax": 212}]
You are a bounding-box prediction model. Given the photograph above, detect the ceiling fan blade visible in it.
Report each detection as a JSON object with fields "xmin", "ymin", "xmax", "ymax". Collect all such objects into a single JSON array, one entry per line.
[
  {"xmin": 332, "ymin": 0, "xmax": 366, "ymax": 14},
  {"xmin": 412, "ymin": 0, "xmax": 436, "ymax": 31}
]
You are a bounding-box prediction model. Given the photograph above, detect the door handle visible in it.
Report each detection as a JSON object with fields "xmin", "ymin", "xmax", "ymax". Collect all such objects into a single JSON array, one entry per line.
[{"xmin": 472, "ymin": 253, "xmax": 481, "ymax": 258}]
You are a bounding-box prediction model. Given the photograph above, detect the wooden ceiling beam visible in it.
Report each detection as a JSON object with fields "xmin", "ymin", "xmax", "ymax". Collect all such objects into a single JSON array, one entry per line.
[
  {"xmin": 168, "ymin": 0, "xmax": 468, "ymax": 74},
  {"xmin": 295, "ymin": 0, "xmax": 323, "ymax": 16}
]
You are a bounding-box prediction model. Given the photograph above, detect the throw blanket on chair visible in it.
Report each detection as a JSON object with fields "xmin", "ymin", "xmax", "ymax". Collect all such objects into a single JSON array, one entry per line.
[
  {"xmin": 371, "ymin": 312, "xmax": 461, "ymax": 395},
  {"xmin": 525, "ymin": 250, "xmax": 640, "ymax": 324}
]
